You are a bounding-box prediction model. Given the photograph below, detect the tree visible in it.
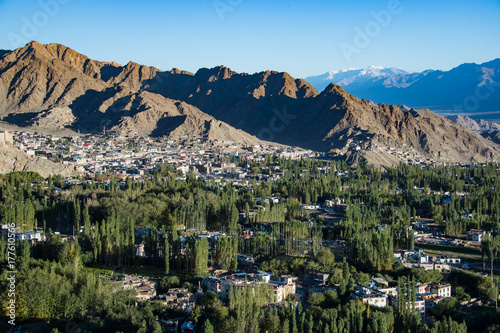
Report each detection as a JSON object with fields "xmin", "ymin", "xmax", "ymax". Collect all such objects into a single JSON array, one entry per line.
[
  {"xmin": 202, "ymin": 319, "xmax": 214, "ymax": 333},
  {"xmin": 194, "ymin": 237, "xmax": 209, "ymax": 277},
  {"xmin": 429, "ymin": 316, "xmax": 467, "ymax": 333},
  {"xmin": 164, "ymin": 235, "xmax": 170, "ymax": 275}
]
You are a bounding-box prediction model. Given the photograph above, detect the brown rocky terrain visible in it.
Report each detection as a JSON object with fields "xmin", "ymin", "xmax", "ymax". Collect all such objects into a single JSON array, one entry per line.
[
  {"xmin": 1, "ymin": 41, "xmax": 499, "ymax": 166},
  {"xmin": 0, "ymin": 41, "xmax": 261, "ymax": 145},
  {"xmin": 0, "ymin": 142, "xmax": 77, "ymax": 177}
]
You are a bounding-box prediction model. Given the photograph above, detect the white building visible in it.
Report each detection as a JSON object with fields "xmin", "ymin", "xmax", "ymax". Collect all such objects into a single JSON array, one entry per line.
[
  {"xmin": 467, "ymin": 229, "xmax": 488, "ymax": 242},
  {"xmin": 352, "ymin": 287, "xmax": 387, "ymax": 308},
  {"xmin": 430, "ymin": 283, "xmax": 451, "ymax": 298}
]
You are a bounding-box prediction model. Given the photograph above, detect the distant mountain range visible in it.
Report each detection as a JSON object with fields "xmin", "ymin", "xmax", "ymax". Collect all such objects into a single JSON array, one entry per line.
[
  {"xmin": 306, "ymin": 60, "xmax": 500, "ymax": 117},
  {"xmin": 0, "ymin": 41, "xmax": 499, "ymax": 167},
  {"xmin": 447, "ymin": 115, "xmax": 500, "ymax": 133}
]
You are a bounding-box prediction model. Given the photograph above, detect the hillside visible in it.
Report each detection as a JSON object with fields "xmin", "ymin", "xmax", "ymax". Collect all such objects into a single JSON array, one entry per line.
[
  {"xmin": 0, "ymin": 142, "xmax": 77, "ymax": 177},
  {"xmin": 0, "ymin": 42, "xmax": 264, "ymax": 146},
  {"xmin": 1, "ymin": 41, "xmax": 499, "ymax": 166}
]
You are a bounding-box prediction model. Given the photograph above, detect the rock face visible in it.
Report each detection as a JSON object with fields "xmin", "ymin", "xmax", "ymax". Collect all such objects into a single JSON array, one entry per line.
[{"xmin": 1, "ymin": 41, "xmax": 500, "ymax": 166}]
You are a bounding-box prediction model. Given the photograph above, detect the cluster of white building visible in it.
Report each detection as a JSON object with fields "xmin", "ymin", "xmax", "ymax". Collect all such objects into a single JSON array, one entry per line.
[
  {"xmin": 202, "ymin": 272, "xmax": 297, "ymax": 304},
  {"xmin": 352, "ymin": 277, "xmax": 452, "ymax": 318}
]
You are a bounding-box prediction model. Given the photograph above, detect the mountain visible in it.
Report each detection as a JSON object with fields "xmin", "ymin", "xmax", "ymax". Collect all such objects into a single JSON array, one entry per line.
[
  {"xmin": 0, "ymin": 41, "xmax": 264, "ymax": 145},
  {"xmin": 306, "ymin": 60, "xmax": 500, "ymax": 116},
  {"xmin": 482, "ymin": 130, "xmax": 500, "ymax": 145},
  {"xmin": 306, "ymin": 66, "xmax": 409, "ymax": 93},
  {"xmin": 448, "ymin": 115, "xmax": 500, "ymax": 133},
  {"xmin": 1, "ymin": 41, "xmax": 499, "ymax": 167},
  {"xmin": 143, "ymin": 67, "xmax": 500, "ymax": 164}
]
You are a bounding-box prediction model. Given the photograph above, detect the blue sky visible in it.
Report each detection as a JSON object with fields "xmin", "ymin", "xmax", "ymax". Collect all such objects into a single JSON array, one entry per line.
[{"xmin": 0, "ymin": 0, "xmax": 499, "ymax": 78}]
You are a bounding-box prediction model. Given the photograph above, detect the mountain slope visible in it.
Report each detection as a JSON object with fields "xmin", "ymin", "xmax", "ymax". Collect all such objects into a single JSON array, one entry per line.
[
  {"xmin": 145, "ymin": 66, "xmax": 499, "ymax": 163},
  {"xmin": 0, "ymin": 42, "xmax": 265, "ymax": 145},
  {"xmin": 1, "ymin": 41, "xmax": 499, "ymax": 166},
  {"xmin": 448, "ymin": 115, "xmax": 500, "ymax": 133},
  {"xmin": 306, "ymin": 60, "xmax": 500, "ymax": 115},
  {"xmin": 0, "ymin": 142, "xmax": 77, "ymax": 177}
]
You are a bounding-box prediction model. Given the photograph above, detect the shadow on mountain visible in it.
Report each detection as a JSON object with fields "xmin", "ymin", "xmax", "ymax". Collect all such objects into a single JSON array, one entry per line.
[
  {"xmin": 2, "ymin": 112, "xmax": 39, "ymax": 126},
  {"xmin": 69, "ymin": 88, "xmax": 123, "ymax": 131},
  {"xmin": 0, "ymin": 50, "xmax": 11, "ymax": 60},
  {"xmin": 100, "ymin": 65, "xmax": 122, "ymax": 82},
  {"xmin": 151, "ymin": 116, "xmax": 187, "ymax": 137}
]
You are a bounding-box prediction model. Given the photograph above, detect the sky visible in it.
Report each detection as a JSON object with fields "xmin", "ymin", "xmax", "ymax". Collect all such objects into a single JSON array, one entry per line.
[{"xmin": 0, "ymin": 0, "xmax": 499, "ymax": 78}]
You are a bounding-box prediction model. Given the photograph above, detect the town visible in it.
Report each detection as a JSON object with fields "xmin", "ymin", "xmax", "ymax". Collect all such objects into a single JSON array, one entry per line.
[{"xmin": 1, "ymin": 129, "xmax": 499, "ymax": 333}]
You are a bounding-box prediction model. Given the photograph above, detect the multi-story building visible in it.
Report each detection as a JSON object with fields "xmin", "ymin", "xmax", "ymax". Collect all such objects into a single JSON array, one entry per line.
[
  {"xmin": 430, "ymin": 283, "xmax": 452, "ymax": 298},
  {"xmin": 352, "ymin": 287, "xmax": 387, "ymax": 308}
]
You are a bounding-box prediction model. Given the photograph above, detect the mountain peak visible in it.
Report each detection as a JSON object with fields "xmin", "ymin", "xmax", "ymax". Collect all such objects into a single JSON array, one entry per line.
[
  {"xmin": 322, "ymin": 82, "xmax": 349, "ymax": 96},
  {"xmin": 26, "ymin": 40, "xmax": 43, "ymax": 48},
  {"xmin": 195, "ymin": 66, "xmax": 237, "ymax": 81}
]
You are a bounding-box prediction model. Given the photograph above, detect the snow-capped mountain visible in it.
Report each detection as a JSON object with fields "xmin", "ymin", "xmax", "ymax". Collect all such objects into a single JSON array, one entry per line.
[
  {"xmin": 305, "ymin": 59, "xmax": 500, "ymax": 117},
  {"xmin": 306, "ymin": 66, "xmax": 410, "ymax": 92}
]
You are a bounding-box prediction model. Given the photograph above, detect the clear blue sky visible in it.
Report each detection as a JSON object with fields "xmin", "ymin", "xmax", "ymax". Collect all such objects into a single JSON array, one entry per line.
[{"xmin": 0, "ymin": 0, "xmax": 499, "ymax": 78}]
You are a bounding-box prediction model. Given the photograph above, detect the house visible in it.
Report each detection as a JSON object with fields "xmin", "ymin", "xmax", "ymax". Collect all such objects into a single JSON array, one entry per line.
[
  {"xmin": 14, "ymin": 230, "xmax": 44, "ymax": 242},
  {"xmin": 377, "ymin": 286, "xmax": 397, "ymax": 297},
  {"xmin": 430, "ymin": 283, "xmax": 451, "ymax": 298},
  {"xmin": 115, "ymin": 276, "xmax": 157, "ymax": 302},
  {"xmin": 304, "ymin": 273, "xmax": 330, "ymax": 286},
  {"xmin": 433, "ymin": 263, "xmax": 452, "ymax": 273},
  {"xmin": 415, "ymin": 283, "xmax": 429, "ymax": 295},
  {"xmin": 203, "ymin": 273, "xmax": 296, "ymax": 304},
  {"xmin": 300, "ymin": 204, "xmax": 321, "ymax": 210},
  {"xmin": 371, "ymin": 277, "xmax": 389, "ymax": 288},
  {"xmin": 424, "ymin": 296, "xmax": 445, "ymax": 309},
  {"xmin": 135, "ymin": 280, "xmax": 157, "ymax": 302},
  {"xmin": 159, "ymin": 288, "xmax": 194, "ymax": 310},
  {"xmin": 352, "ymin": 287, "xmax": 387, "ymax": 308},
  {"xmin": 436, "ymin": 257, "xmax": 461, "ymax": 265},
  {"xmin": 202, "ymin": 277, "xmax": 222, "ymax": 295},
  {"xmin": 466, "ymin": 229, "xmax": 488, "ymax": 242},
  {"xmin": 392, "ymin": 297, "xmax": 426, "ymax": 318},
  {"xmin": 414, "ymin": 297, "xmax": 426, "ymax": 317}
]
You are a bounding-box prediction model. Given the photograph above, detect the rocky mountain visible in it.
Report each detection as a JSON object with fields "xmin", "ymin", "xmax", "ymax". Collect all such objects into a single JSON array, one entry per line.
[
  {"xmin": 448, "ymin": 115, "xmax": 500, "ymax": 133},
  {"xmin": 0, "ymin": 41, "xmax": 263, "ymax": 145},
  {"xmin": 482, "ymin": 130, "xmax": 500, "ymax": 145},
  {"xmin": 144, "ymin": 67, "xmax": 500, "ymax": 164},
  {"xmin": 1, "ymin": 41, "xmax": 499, "ymax": 167},
  {"xmin": 306, "ymin": 60, "xmax": 500, "ymax": 116}
]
